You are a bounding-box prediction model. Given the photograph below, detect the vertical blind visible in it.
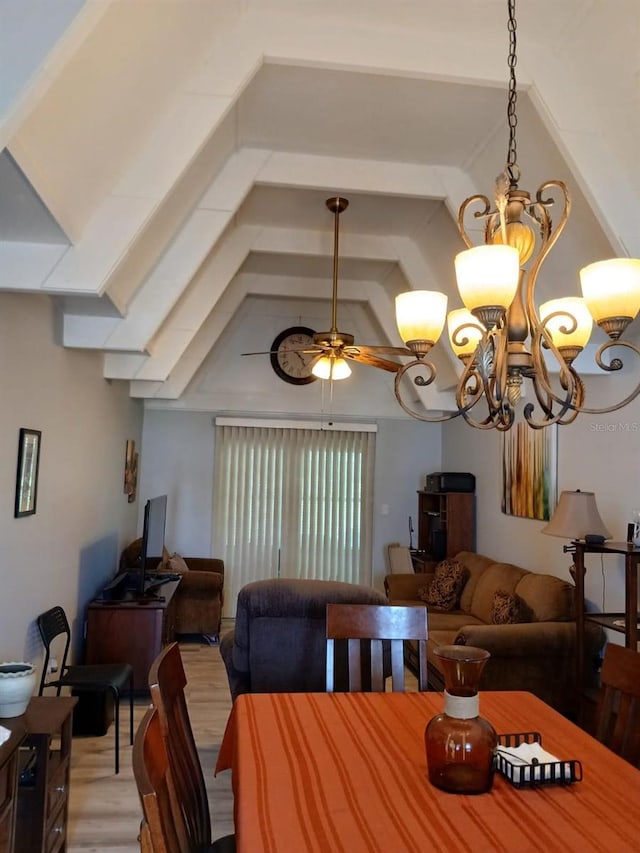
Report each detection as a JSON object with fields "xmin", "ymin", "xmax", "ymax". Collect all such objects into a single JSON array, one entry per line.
[{"xmin": 212, "ymin": 423, "xmax": 375, "ymax": 615}]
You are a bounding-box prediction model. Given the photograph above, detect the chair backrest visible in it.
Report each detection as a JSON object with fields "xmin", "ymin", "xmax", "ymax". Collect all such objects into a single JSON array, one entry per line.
[
  {"xmin": 148, "ymin": 642, "xmax": 211, "ymax": 849},
  {"xmin": 326, "ymin": 604, "xmax": 428, "ymax": 692},
  {"xmin": 594, "ymin": 642, "xmax": 640, "ymax": 766},
  {"xmin": 36, "ymin": 606, "xmax": 71, "ymax": 694},
  {"xmin": 132, "ymin": 705, "xmax": 189, "ymax": 853},
  {"xmin": 387, "ymin": 544, "xmax": 414, "ymax": 574}
]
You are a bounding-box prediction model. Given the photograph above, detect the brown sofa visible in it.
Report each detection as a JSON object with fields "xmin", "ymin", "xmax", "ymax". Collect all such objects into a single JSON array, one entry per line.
[
  {"xmin": 385, "ymin": 550, "xmax": 604, "ymax": 716},
  {"xmin": 119, "ymin": 539, "xmax": 225, "ymax": 641}
]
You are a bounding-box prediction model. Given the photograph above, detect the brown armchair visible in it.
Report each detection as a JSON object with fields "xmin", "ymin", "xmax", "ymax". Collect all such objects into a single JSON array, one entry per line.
[{"xmin": 119, "ymin": 540, "xmax": 225, "ymax": 642}]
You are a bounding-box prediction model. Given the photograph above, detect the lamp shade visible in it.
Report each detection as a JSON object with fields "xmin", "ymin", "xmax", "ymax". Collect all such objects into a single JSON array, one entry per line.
[
  {"xmin": 311, "ymin": 355, "xmax": 351, "ymax": 380},
  {"xmin": 539, "ymin": 297, "xmax": 593, "ymax": 350},
  {"xmin": 395, "ymin": 290, "xmax": 447, "ymax": 345},
  {"xmin": 580, "ymin": 258, "xmax": 640, "ymax": 322},
  {"xmin": 447, "ymin": 308, "xmax": 483, "ymax": 358},
  {"xmin": 541, "ymin": 490, "xmax": 611, "ymax": 540},
  {"xmin": 454, "ymin": 244, "xmax": 520, "ymax": 312}
]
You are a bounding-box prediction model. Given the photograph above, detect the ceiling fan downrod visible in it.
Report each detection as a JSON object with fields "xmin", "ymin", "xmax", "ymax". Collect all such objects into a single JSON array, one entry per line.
[{"xmin": 315, "ymin": 197, "xmax": 354, "ymax": 349}]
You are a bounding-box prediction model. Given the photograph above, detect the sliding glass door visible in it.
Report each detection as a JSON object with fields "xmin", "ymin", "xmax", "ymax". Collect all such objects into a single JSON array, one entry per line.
[{"xmin": 212, "ymin": 421, "xmax": 375, "ymax": 615}]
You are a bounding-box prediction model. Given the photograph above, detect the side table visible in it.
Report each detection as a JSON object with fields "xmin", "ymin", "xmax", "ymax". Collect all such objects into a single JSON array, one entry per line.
[
  {"xmin": 573, "ymin": 540, "xmax": 640, "ymax": 707},
  {"xmin": 0, "ymin": 721, "xmax": 26, "ymax": 853},
  {"xmin": 15, "ymin": 696, "xmax": 77, "ymax": 853}
]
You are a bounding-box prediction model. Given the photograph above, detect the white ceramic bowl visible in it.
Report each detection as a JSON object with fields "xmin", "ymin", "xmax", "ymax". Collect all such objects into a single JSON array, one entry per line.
[{"xmin": 0, "ymin": 662, "xmax": 36, "ymax": 717}]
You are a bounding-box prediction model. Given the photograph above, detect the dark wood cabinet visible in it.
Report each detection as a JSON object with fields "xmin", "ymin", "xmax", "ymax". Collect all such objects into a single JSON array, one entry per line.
[
  {"xmin": 416, "ymin": 490, "xmax": 475, "ymax": 560},
  {"xmin": 15, "ymin": 697, "xmax": 76, "ymax": 853},
  {"xmin": 0, "ymin": 722, "xmax": 25, "ymax": 853},
  {"xmin": 85, "ymin": 579, "xmax": 180, "ymax": 692}
]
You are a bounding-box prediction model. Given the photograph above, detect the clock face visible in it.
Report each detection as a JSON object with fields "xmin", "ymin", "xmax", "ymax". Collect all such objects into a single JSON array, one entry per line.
[{"xmin": 270, "ymin": 326, "xmax": 318, "ymax": 385}]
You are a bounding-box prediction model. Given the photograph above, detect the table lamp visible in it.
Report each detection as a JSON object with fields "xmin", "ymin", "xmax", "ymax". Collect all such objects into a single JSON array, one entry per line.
[{"xmin": 541, "ymin": 489, "xmax": 611, "ymax": 580}]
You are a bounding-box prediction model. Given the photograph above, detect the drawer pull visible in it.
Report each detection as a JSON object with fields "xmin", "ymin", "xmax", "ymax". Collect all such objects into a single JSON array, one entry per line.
[{"xmin": 55, "ymin": 785, "xmax": 66, "ymax": 794}]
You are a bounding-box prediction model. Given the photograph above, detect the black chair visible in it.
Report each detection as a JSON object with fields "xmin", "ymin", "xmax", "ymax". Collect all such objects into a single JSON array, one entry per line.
[{"xmin": 36, "ymin": 605, "xmax": 134, "ymax": 774}]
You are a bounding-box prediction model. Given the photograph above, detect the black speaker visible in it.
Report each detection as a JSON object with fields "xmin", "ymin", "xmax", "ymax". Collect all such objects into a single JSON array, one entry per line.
[
  {"xmin": 584, "ymin": 534, "xmax": 605, "ymax": 545},
  {"xmin": 430, "ymin": 529, "xmax": 447, "ymax": 560}
]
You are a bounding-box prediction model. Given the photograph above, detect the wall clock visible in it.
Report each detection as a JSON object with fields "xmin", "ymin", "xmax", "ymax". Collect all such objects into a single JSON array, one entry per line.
[{"xmin": 270, "ymin": 326, "xmax": 318, "ymax": 385}]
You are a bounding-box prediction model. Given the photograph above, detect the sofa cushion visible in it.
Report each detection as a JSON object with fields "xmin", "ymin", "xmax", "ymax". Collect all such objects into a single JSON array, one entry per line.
[
  {"xmin": 514, "ymin": 572, "xmax": 574, "ymax": 622},
  {"xmin": 427, "ymin": 610, "xmax": 484, "ymax": 633},
  {"xmin": 418, "ymin": 559, "xmax": 466, "ymax": 611},
  {"xmin": 456, "ymin": 552, "xmax": 500, "ymax": 613},
  {"xmin": 468, "ymin": 563, "xmax": 527, "ymax": 623},
  {"xmin": 166, "ymin": 552, "xmax": 189, "ymax": 573},
  {"xmin": 491, "ymin": 590, "xmax": 524, "ymax": 624}
]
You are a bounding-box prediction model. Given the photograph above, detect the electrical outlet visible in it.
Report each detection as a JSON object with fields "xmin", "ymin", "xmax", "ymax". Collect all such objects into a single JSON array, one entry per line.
[{"xmin": 49, "ymin": 658, "xmax": 58, "ymax": 673}]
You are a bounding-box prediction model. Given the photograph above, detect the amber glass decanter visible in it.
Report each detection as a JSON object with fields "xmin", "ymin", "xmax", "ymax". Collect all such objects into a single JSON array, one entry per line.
[{"xmin": 425, "ymin": 645, "xmax": 497, "ymax": 794}]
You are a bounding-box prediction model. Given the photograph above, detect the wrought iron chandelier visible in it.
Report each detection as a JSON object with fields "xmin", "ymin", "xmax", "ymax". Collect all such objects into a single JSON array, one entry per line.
[{"xmin": 392, "ymin": 0, "xmax": 640, "ymax": 430}]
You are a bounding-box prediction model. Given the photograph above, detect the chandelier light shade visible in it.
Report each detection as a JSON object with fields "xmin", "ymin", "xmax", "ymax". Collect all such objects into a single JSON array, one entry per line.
[
  {"xmin": 541, "ymin": 490, "xmax": 612, "ymax": 541},
  {"xmin": 395, "ymin": 291, "xmax": 448, "ymax": 353},
  {"xmin": 447, "ymin": 308, "xmax": 484, "ymax": 360},
  {"xmin": 539, "ymin": 297, "xmax": 593, "ymax": 355},
  {"xmin": 580, "ymin": 258, "xmax": 640, "ymax": 332},
  {"xmin": 312, "ymin": 354, "xmax": 352, "ymax": 380},
  {"xmin": 454, "ymin": 245, "xmax": 520, "ymax": 321},
  {"xmin": 389, "ymin": 0, "xmax": 640, "ymax": 430}
]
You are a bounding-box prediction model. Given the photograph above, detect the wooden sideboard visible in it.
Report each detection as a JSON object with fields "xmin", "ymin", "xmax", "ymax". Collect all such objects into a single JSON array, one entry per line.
[
  {"xmin": 0, "ymin": 697, "xmax": 77, "ymax": 853},
  {"xmin": 0, "ymin": 720, "xmax": 25, "ymax": 853},
  {"xmin": 85, "ymin": 579, "xmax": 180, "ymax": 692}
]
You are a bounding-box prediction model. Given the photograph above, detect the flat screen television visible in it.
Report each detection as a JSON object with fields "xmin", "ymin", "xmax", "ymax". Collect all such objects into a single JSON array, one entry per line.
[{"xmin": 138, "ymin": 494, "xmax": 168, "ymax": 596}]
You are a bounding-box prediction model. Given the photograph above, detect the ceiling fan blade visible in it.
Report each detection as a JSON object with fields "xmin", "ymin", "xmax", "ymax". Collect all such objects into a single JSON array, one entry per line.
[
  {"xmin": 343, "ymin": 350, "xmax": 402, "ymax": 373},
  {"xmin": 346, "ymin": 344, "xmax": 414, "ymax": 358},
  {"xmin": 241, "ymin": 347, "xmax": 325, "ymax": 356}
]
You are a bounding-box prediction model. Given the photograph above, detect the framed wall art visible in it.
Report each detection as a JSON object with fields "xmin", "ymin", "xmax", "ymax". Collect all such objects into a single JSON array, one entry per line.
[
  {"xmin": 124, "ymin": 439, "xmax": 138, "ymax": 503},
  {"xmin": 14, "ymin": 428, "xmax": 42, "ymax": 518},
  {"xmin": 501, "ymin": 423, "xmax": 557, "ymax": 521}
]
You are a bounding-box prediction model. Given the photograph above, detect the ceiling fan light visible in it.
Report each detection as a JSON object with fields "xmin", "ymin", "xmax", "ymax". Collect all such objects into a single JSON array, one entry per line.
[
  {"xmin": 395, "ymin": 290, "xmax": 448, "ymax": 347},
  {"xmin": 312, "ymin": 355, "xmax": 352, "ymax": 380},
  {"xmin": 454, "ymin": 244, "xmax": 520, "ymax": 313},
  {"xmin": 447, "ymin": 308, "xmax": 483, "ymax": 359},
  {"xmin": 580, "ymin": 258, "xmax": 640, "ymax": 323},
  {"xmin": 539, "ymin": 297, "xmax": 593, "ymax": 350}
]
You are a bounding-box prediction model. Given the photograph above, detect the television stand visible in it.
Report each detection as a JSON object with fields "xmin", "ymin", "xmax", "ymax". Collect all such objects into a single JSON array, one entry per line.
[{"xmin": 85, "ymin": 577, "xmax": 180, "ymax": 692}]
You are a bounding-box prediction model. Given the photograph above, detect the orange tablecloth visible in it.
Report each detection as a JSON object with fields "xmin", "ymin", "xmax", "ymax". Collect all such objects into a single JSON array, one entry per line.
[{"xmin": 216, "ymin": 691, "xmax": 640, "ymax": 852}]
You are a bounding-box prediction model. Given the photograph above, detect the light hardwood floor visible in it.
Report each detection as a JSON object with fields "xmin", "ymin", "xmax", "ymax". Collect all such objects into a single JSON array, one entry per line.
[
  {"xmin": 67, "ymin": 622, "xmax": 235, "ymax": 852},
  {"xmin": 67, "ymin": 621, "xmax": 419, "ymax": 851}
]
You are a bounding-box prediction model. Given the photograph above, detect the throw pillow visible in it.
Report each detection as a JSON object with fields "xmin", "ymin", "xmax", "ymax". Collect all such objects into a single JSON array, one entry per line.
[
  {"xmin": 491, "ymin": 589, "xmax": 522, "ymax": 624},
  {"xmin": 166, "ymin": 552, "xmax": 189, "ymax": 574},
  {"xmin": 418, "ymin": 559, "xmax": 467, "ymax": 611}
]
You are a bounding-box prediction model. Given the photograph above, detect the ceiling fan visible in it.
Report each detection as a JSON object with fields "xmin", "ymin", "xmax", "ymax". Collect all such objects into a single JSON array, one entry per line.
[{"xmin": 243, "ymin": 196, "xmax": 414, "ymax": 378}]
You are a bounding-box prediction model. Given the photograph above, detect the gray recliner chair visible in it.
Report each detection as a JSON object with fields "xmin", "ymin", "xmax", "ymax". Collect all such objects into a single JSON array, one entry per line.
[{"xmin": 219, "ymin": 577, "xmax": 388, "ymax": 702}]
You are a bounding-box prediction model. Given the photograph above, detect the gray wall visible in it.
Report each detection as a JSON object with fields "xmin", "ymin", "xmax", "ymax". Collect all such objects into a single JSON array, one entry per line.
[
  {"xmin": 0, "ymin": 293, "xmax": 142, "ymax": 663},
  {"xmin": 139, "ymin": 409, "xmax": 442, "ymax": 599},
  {"xmin": 442, "ymin": 377, "xmax": 640, "ymax": 615}
]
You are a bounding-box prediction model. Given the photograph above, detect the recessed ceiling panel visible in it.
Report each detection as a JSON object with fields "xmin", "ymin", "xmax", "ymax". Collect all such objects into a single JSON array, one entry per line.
[
  {"xmin": 238, "ymin": 64, "xmax": 506, "ymax": 166},
  {"xmin": 238, "ymin": 186, "xmax": 441, "ymax": 238}
]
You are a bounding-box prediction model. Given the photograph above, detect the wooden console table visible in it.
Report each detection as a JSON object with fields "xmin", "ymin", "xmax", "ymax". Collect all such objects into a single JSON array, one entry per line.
[
  {"xmin": 573, "ymin": 540, "xmax": 640, "ymax": 696},
  {"xmin": 0, "ymin": 720, "xmax": 26, "ymax": 853},
  {"xmin": 1, "ymin": 696, "xmax": 77, "ymax": 853},
  {"xmin": 85, "ymin": 579, "xmax": 180, "ymax": 692}
]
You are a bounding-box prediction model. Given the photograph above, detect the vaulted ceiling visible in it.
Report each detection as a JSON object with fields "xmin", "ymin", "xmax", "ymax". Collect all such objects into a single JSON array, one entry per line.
[{"xmin": 1, "ymin": 0, "xmax": 638, "ymax": 412}]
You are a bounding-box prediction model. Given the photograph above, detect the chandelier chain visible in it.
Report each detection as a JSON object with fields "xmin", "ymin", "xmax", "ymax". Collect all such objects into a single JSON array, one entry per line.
[{"xmin": 506, "ymin": 0, "xmax": 518, "ymax": 184}]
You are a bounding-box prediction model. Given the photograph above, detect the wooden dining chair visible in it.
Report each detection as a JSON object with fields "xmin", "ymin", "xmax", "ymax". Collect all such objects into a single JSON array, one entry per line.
[
  {"xmin": 326, "ymin": 603, "xmax": 428, "ymax": 692},
  {"xmin": 148, "ymin": 642, "xmax": 236, "ymax": 852},
  {"xmin": 594, "ymin": 642, "xmax": 640, "ymax": 767},
  {"xmin": 133, "ymin": 705, "xmax": 190, "ymax": 853}
]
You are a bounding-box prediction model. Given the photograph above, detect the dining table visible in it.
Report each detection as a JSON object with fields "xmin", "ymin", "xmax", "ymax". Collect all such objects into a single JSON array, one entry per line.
[{"xmin": 215, "ymin": 689, "xmax": 640, "ymax": 853}]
